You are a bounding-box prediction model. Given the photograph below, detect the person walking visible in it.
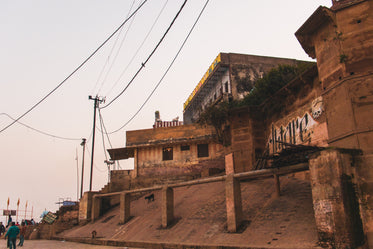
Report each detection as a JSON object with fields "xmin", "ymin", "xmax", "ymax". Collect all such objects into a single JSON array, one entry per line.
[
  {"xmin": 7, "ymin": 215, "xmax": 12, "ymax": 228},
  {"xmin": 4, "ymin": 222, "xmax": 19, "ymax": 249},
  {"xmin": 0, "ymin": 222, "xmax": 5, "ymax": 236},
  {"xmin": 18, "ymin": 222, "xmax": 26, "ymax": 247}
]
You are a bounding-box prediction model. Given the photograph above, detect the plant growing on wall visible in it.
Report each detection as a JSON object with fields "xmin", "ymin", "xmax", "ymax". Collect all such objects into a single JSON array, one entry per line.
[
  {"xmin": 198, "ymin": 63, "xmax": 313, "ymax": 145},
  {"xmin": 231, "ymin": 64, "xmax": 259, "ymax": 93},
  {"xmin": 198, "ymin": 101, "xmax": 230, "ymax": 144},
  {"xmin": 239, "ymin": 64, "xmax": 310, "ymax": 106}
]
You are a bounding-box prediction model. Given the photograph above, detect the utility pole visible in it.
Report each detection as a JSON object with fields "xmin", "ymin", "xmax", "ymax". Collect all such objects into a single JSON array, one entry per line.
[
  {"xmin": 76, "ymin": 148, "xmax": 79, "ymax": 202},
  {"xmin": 104, "ymin": 160, "xmax": 115, "ymax": 184},
  {"xmin": 88, "ymin": 95, "xmax": 104, "ymax": 192},
  {"xmin": 80, "ymin": 138, "xmax": 86, "ymax": 199}
]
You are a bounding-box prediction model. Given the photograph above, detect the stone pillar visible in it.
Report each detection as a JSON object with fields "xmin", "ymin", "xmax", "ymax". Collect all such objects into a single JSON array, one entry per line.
[
  {"xmin": 356, "ymin": 154, "xmax": 373, "ymax": 249},
  {"xmin": 132, "ymin": 148, "xmax": 138, "ymax": 178},
  {"xmin": 79, "ymin": 191, "xmax": 97, "ymax": 223},
  {"xmin": 91, "ymin": 196, "xmax": 101, "ymax": 222},
  {"xmin": 225, "ymin": 153, "xmax": 235, "ymax": 174},
  {"xmin": 273, "ymin": 174, "xmax": 281, "ymax": 198},
  {"xmin": 162, "ymin": 187, "xmax": 174, "ymax": 228},
  {"xmin": 309, "ymin": 149, "xmax": 364, "ymax": 248},
  {"xmin": 225, "ymin": 174, "xmax": 242, "ymax": 232},
  {"xmin": 120, "ymin": 192, "xmax": 131, "ymax": 224}
]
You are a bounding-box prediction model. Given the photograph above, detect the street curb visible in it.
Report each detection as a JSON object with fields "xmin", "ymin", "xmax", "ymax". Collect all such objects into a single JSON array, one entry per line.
[{"xmin": 53, "ymin": 236, "xmax": 323, "ymax": 249}]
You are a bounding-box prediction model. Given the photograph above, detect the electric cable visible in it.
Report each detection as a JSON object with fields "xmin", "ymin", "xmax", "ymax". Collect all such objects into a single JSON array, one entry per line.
[
  {"xmin": 0, "ymin": 112, "xmax": 82, "ymax": 141},
  {"xmin": 105, "ymin": 0, "xmax": 210, "ymax": 134},
  {"xmin": 0, "ymin": 0, "xmax": 148, "ymax": 134},
  {"xmin": 98, "ymin": 109, "xmax": 122, "ymax": 169},
  {"xmin": 98, "ymin": 110, "xmax": 109, "ymax": 163},
  {"xmin": 96, "ymin": 0, "xmax": 138, "ymax": 95},
  {"xmin": 91, "ymin": 0, "xmax": 137, "ymax": 95},
  {"xmin": 100, "ymin": 0, "xmax": 188, "ymax": 109},
  {"xmin": 85, "ymin": 144, "xmax": 107, "ymax": 173},
  {"xmin": 105, "ymin": 0, "xmax": 169, "ymax": 98}
]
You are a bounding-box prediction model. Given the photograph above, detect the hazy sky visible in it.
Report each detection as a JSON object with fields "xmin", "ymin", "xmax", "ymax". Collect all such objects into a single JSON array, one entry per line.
[{"xmin": 0, "ymin": 0, "xmax": 331, "ymax": 223}]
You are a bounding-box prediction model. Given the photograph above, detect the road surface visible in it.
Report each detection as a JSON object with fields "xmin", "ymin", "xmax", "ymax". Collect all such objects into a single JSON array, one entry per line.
[{"xmin": 0, "ymin": 239, "xmax": 137, "ymax": 249}]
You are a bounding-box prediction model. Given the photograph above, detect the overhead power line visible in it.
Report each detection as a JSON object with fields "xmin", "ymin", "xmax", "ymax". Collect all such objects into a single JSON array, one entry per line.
[
  {"xmin": 100, "ymin": 0, "xmax": 188, "ymax": 109},
  {"xmin": 96, "ymin": 0, "xmax": 139, "ymax": 95},
  {"xmin": 98, "ymin": 109, "xmax": 121, "ymax": 169},
  {"xmin": 105, "ymin": 0, "xmax": 169, "ymax": 98},
  {"xmin": 106, "ymin": 0, "xmax": 210, "ymax": 134},
  {"xmin": 91, "ymin": 0, "xmax": 137, "ymax": 95},
  {"xmin": 84, "ymin": 145, "xmax": 107, "ymax": 173},
  {"xmin": 0, "ymin": 0, "xmax": 148, "ymax": 134},
  {"xmin": 0, "ymin": 113, "xmax": 81, "ymax": 141},
  {"xmin": 98, "ymin": 109, "xmax": 109, "ymax": 163}
]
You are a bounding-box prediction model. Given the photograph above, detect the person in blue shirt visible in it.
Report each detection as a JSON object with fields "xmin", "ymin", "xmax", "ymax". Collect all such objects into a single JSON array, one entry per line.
[{"xmin": 5, "ymin": 222, "xmax": 20, "ymax": 249}]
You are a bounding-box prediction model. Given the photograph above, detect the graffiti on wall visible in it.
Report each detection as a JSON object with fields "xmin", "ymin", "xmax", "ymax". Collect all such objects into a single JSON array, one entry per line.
[
  {"xmin": 267, "ymin": 97, "xmax": 324, "ymax": 154},
  {"xmin": 311, "ymin": 96, "xmax": 324, "ymax": 119}
]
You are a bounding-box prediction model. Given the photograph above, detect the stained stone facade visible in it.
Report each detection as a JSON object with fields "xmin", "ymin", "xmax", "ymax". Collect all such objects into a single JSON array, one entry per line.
[{"xmin": 100, "ymin": 1, "xmax": 373, "ymax": 247}]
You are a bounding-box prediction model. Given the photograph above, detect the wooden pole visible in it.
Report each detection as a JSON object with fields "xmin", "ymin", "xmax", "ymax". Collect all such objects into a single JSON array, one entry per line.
[
  {"xmin": 24, "ymin": 201, "xmax": 28, "ymax": 221},
  {"xmin": 6, "ymin": 197, "xmax": 9, "ymax": 225},
  {"xmin": 16, "ymin": 198, "xmax": 19, "ymax": 223}
]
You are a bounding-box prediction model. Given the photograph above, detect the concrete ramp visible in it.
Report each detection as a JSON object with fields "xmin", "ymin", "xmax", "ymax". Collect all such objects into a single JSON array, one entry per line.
[{"xmin": 58, "ymin": 176, "xmax": 321, "ymax": 248}]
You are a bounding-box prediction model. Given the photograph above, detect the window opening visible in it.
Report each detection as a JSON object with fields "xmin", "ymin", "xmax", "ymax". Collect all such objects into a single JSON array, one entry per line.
[
  {"xmin": 163, "ymin": 147, "xmax": 173, "ymax": 161},
  {"xmin": 224, "ymin": 81, "xmax": 229, "ymax": 93},
  {"xmin": 197, "ymin": 144, "xmax": 209, "ymax": 158},
  {"xmin": 181, "ymin": 145, "xmax": 190, "ymax": 151}
]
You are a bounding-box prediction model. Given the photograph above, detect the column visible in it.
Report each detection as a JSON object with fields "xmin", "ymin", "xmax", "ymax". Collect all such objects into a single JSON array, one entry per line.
[
  {"xmin": 309, "ymin": 149, "xmax": 364, "ymax": 248},
  {"xmin": 120, "ymin": 192, "xmax": 131, "ymax": 224},
  {"xmin": 91, "ymin": 196, "xmax": 101, "ymax": 222},
  {"xmin": 274, "ymin": 174, "xmax": 280, "ymax": 197},
  {"xmin": 162, "ymin": 187, "xmax": 174, "ymax": 228},
  {"xmin": 225, "ymin": 174, "xmax": 242, "ymax": 232}
]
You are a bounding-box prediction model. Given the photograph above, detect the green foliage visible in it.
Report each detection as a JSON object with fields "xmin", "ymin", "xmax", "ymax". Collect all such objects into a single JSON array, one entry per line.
[
  {"xmin": 198, "ymin": 102, "xmax": 229, "ymax": 127},
  {"xmin": 239, "ymin": 63, "xmax": 309, "ymax": 106},
  {"xmin": 197, "ymin": 63, "xmax": 313, "ymax": 144},
  {"xmin": 339, "ymin": 54, "xmax": 348, "ymax": 63}
]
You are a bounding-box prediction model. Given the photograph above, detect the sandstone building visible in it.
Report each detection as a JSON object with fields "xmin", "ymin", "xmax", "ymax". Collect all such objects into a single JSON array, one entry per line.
[
  {"xmin": 108, "ymin": 53, "xmax": 310, "ymax": 185},
  {"xmin": 79, "ymin": 0, "xmax": 373, "ymax": 248},
  {"xmin": 183, "ymin": 53, "xmax": 304, "ymax": 124},
  {"xmin": 108, "ymin": 120, "xmax": 225, "ymax": 188}
]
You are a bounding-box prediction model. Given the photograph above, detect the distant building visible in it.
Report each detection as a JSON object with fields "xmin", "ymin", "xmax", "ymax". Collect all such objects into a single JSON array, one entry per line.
[
  {"xmin": 183, "ymin": 53, "xmax": 305, "ymax": 124},
  {"xmin": 108, "ymin": 121, "xmax": 225, "ymax": 188}
]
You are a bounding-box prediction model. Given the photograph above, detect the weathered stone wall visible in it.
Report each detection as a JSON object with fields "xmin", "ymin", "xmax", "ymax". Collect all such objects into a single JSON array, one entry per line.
[
  {"xmin": 263, "ymin": 66, "xmax": 328, "ymax": 155},
  {"xmin": 136, "ymin": 142, "xmax": 224, "ymax": 178},
  {"xmin": 228, "ymin": 108, "xmax": 265, "ymax": 173},
  {"xmin": 126, "ymin": 124, "xmax": 215, "ymax": 147},
  {"xmin": 228, "ymin": 65, "xmax": 328, "ymax": 172},
  {"xmin": 183, "ymin": 53, "xmax": 307, "ymax": 125},
  {"xmin": 110, "ymin": 170, "xmax": 131, "ymax": 192},
  {"xmin": 296, "ymin": 1, "xmax": 373, "ymax": 152},
  {"xmin": 220, "ymin": 54, "xmax": 293, "ymax": 98},
  {"xmin": 226, "ymin": 53, "xmax": 300, "ymax": 101},
  {"xmin": 79, "ymin": 191, "xmax": 98, "ymax": 223},
  {"xmin": 125, "ymin": 124, "xmax": 225, "ymax": 179},
  {"xmin": 309, "ymin": 149, "xmax": 364, "ymax": 248},
  {"xmin": 296, "ymin": 1, "xmax": 373, "ymax": 247},
  {"xmin": 356, "ymin": 154, "xmax": 373, "ymax": 247}
]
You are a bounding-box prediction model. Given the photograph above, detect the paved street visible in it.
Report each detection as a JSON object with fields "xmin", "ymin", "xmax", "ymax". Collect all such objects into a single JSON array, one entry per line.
[{"xmin": 0, "ymin": 240, "xmax": 132, "ymax": 249}]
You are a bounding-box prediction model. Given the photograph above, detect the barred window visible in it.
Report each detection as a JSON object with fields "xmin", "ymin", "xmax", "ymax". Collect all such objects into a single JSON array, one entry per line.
[{"xmin": 181, "ymin": 145, "xmax": 190, "ymax": 151}]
